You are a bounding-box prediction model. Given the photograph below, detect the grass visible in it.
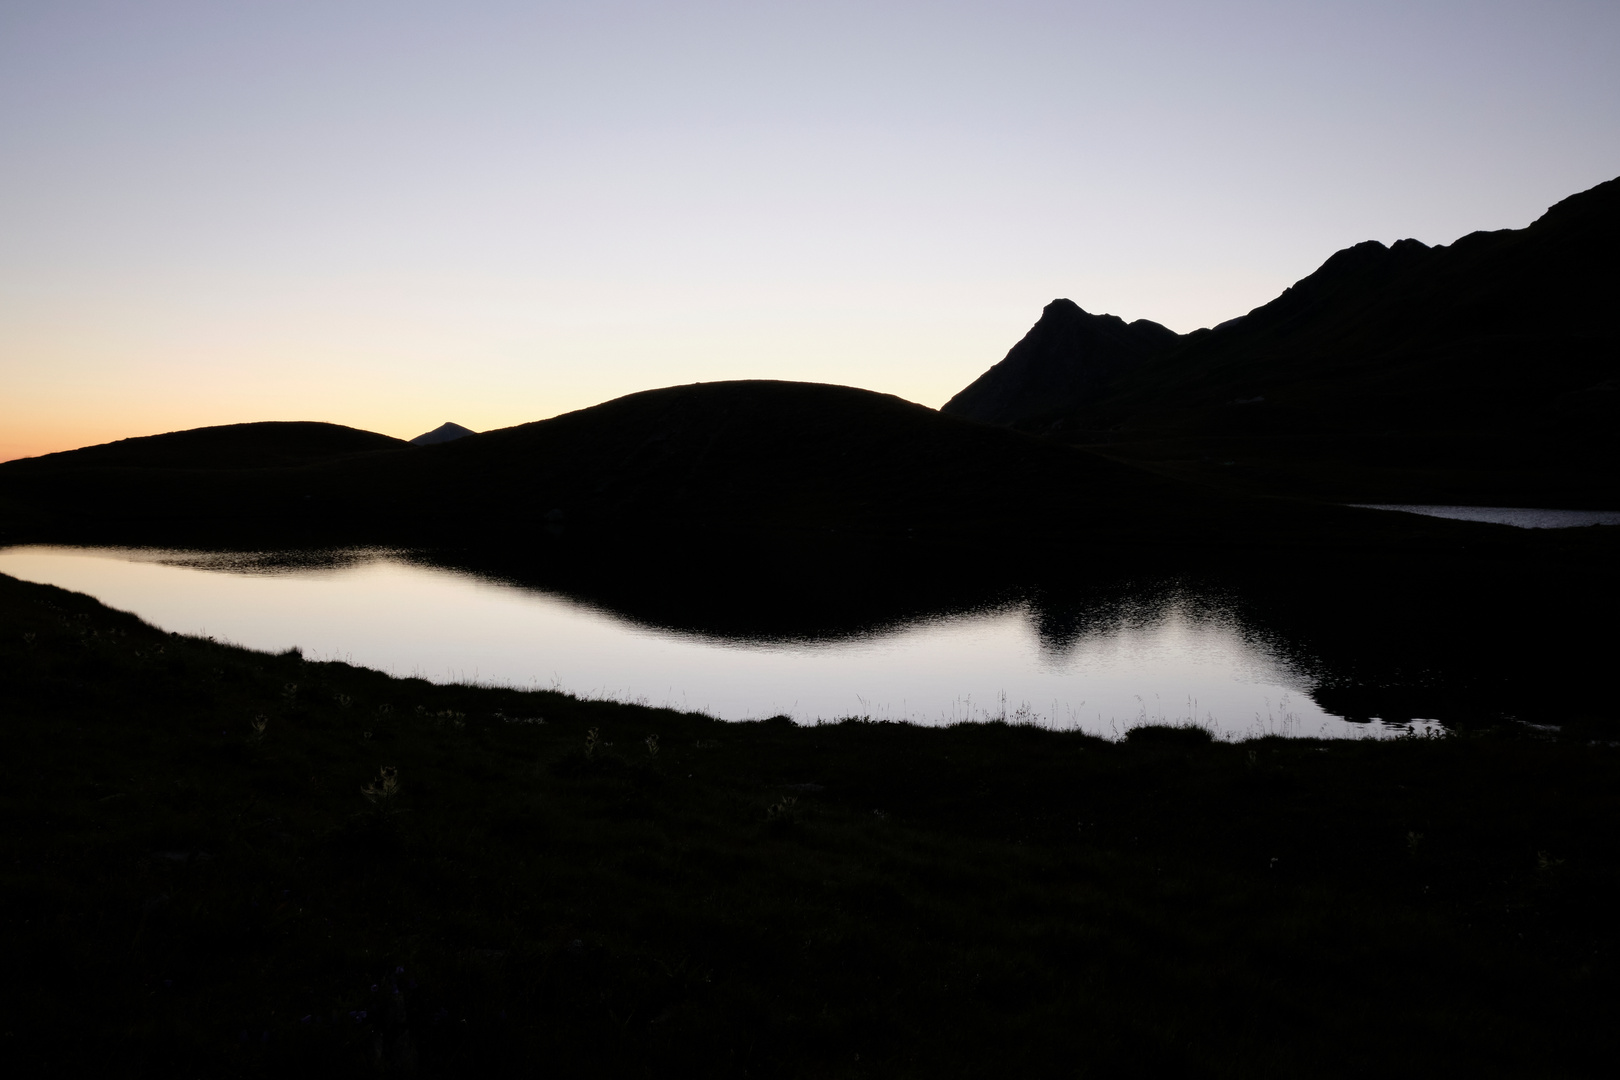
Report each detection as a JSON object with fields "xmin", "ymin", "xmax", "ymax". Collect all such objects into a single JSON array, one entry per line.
[{"xmin": 3, "ymin": 569, "xmax": 1618, "ymax": 1076}]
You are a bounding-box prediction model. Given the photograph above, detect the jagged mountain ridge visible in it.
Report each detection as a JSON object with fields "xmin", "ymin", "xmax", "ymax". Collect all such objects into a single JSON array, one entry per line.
[
  {"xmin": 948, "ymin": 174, "xmax": 1620, "ymax": 504},
  {"xmin": 1099, "ymin": 174, "xmax": 1620, "ymax": 429}
]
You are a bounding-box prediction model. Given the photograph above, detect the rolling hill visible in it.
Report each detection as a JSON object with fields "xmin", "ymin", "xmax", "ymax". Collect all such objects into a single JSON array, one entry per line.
[
  {"xmin": 0, "ymin": 380, "xmax": 1494, "ymax": 564},
  {"xmin": 4, "ymin": 421, "xmax": 407, "ymax": 472},
  {"xmin": 0, "ymin": 382, "xmax": 1215, "ymax": 548}
]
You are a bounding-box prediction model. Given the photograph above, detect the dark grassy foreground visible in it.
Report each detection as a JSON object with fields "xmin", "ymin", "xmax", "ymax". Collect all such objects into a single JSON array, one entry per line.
[{"xmin": 4, "ymin": 572, "xmax": 1618, "ymax": 1078}]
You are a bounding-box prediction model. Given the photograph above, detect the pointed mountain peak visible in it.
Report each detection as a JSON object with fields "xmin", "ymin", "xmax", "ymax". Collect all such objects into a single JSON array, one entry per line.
[
  {"xmin": 410, "ymin": 422, "xmax": 478, "ymax": 446},
  {"xmin": 941, "ymin": 300, "xmax": 1178, "ymax": 427}
]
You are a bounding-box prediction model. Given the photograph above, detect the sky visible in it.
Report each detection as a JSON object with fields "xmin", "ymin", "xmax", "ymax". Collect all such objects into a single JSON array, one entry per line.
[{"xmin": 2, "ymin": 0, "xmax": 1617, "ymax": 461}]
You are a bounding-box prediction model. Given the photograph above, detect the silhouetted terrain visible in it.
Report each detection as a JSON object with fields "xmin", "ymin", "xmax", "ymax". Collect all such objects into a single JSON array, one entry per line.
[
  {"xmin": 12, "ymin": 178, "xmax": 1620, "ymax": 558},
  {"xmin": 361, "ymin": 380, "xmax": 1221, "ymax": 547},
  {"xmin": 4, "ymin": 184, "xmax": 1619, "ymax": 1078},
  {"xmin": 5, "ymin": 379, "xmax": 1616, "ymax": 732},
  {"xmin": 941, "ymin": 300, "xmax": 1177, "ymax": 425},
  {"xmin": 0, "ymin": 380, "xmax": 1338, "ymax": 553},
  {"xmin": 3, "ymin": 379, "xmax": 1575, "ymax": 563},
  {"xmin": 5, "ymin": 570, "xmax": 1619, "ymax": 1076},
  {"xmin": 4, "ymin": 420, "xmax": 407, "ymax": 472},
  {"xmin": 409, "ymin": 421, "xmax": 477, "ymax": 445},
  {"xmin": 952, "ymin": 175, "xmax": 1620, "ymax": 506}
]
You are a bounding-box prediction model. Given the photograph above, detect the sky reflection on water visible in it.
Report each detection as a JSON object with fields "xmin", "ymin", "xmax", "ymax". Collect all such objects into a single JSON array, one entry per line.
[
  {"xmin": 0, "ymin": 545, "xmax": 1432, "ymax": 739},
  {"xmin": 1350, "ymin": 505, "xmax": 1620, "ymax": 529}
]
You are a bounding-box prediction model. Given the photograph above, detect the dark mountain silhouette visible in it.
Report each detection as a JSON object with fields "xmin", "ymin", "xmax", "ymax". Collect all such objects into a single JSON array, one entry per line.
[
  {"xmin": 952, "ymin": 175, "xmax": 1620, "ymax": 506},
  {"xmin": 410, "ymin": 422, "xmax": 478, "ymax": 446},
  {"xmin": 3, "ymin": 421, "xmax": 407, "ymax": 472},
  {"xmin": 0, "ymin": 380, "xmax": 1498, "ymax": 563},
  {"xmin": 0, "ymin": 381, "xmax": 1604, "ymax": 651},
  {"xmin": 1087, "ymin": 175, "xmax": 1619, "ymax": 432},
  {"xmin": 0, "ymin": 382, "xmax": 1193, "ymax": 546},
  {"xmin": 10, "ymin": 180, "xmax": 1619, "ymax": 564},
  {"xmin": 941, "ymin": 300, "xmax": 1178, "ymax": 426},
  {"xmin": 366, "ymin": 380, "xmax": 1209, "ymax": 541}
]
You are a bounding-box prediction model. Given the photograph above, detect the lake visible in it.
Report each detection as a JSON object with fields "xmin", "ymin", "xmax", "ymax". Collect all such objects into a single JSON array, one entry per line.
[
  {"xmin": 1350, "ymin": 504, "xmax": 1620, "ymax": 529},
  {"xmin": 0, "ymin": 544, "xmax": 1438, "ymax": 740}
]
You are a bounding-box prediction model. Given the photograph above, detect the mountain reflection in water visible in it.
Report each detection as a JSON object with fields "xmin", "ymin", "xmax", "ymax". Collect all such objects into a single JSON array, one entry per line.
[
  {"xmin": 3, "ymin": 540, "xmax": 1604, "ymax": 738},
  {"xmin": 1350, "ymin": 505, "xmax": 1620, "ymax": 529},
  {"xmin": 0, "ymin": 544, "xmax": 1435, "ymax": 739}
]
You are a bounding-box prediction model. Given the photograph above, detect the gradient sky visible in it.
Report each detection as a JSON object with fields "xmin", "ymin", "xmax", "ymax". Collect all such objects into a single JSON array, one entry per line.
[{"xmin": 2, "ymin": 0, "xmax": 1617, "ymax": 460}]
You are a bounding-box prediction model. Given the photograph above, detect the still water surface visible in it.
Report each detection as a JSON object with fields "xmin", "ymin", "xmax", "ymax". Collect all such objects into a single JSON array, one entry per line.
[
  {"xmin": 1351, "ymin": 505, "xmax": 1620, "ymax": 529},
  {"xmin": 0, "ymin": 545, "xmax": 1430, "ymax": 739}
]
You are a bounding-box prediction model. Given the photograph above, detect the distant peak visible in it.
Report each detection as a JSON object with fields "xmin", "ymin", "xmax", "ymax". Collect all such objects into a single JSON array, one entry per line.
[
  {"xmin": 1040, "ymin": 298, "xmax": 1113, "ymax": 324},
  {"xmin": 410, "ymin": 422, "xmax": 478, "ymax": 446},
  {"xmin": 1037, "ymin": 298, "xmax": 1169, "ymax": 336},
  {"xmin": 940, "ymin": 298, "xmax": 1179, "ymax": 426}
]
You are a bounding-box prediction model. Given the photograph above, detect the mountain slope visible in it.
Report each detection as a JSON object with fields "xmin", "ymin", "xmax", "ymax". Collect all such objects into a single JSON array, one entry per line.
[
  {"xmin": 287, "ymin": 380, "xmax": 1229, "ymax": 547},
  {"xmin": 0, "ymin": 380, "xmax": 1453, "ymax": 555},
  {"xmin": 951, "ymin": 175, "xmax": 1620, "ymax": 505},
  {"xmin": 4, "ymin": 421, "xmax": 408, "ymax": 472},
  {"xmin": 1086, "ymin": 173, "xmax": 1619, "ymax": 436},
  {"xmin": 410, "ymin": 422, "xmax": 478, "ymax": 446},
  {"xmin": 941, "ymin": 300, "xmax": 1177, "ymax": 426}
]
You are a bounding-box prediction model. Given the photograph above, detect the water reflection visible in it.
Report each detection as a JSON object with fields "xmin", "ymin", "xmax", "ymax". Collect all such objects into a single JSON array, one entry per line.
[
  {"xmin": 1350, "ymin": 504, "xmax": 1620, "ymax": 529},
  {"xmin": 0, "ymin": 544, "xmax": 1438, "ymax": 740}
]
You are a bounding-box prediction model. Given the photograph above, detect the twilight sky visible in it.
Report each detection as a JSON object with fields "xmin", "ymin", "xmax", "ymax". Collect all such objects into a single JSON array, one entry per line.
[{"xmin": 2, "ymin": 1, "xmax": 1617, "ymax": 460}]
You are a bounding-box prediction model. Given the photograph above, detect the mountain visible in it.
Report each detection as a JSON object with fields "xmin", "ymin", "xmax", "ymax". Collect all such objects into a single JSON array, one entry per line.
[
  {"xmin": 951, "ymin": 175, "xmax": 1620, "ymax": 506},
  {"xmin": 366, "ymin": 380, "xmax": 1200, "ymax": 539},
  {"xmin": 410, "ymin": 422, "xmax": 478, "ymax": 446},
  {"xmin": 1088, "ymin": 175, "xmax": 1618, "ymax": 434},
  {"xmin": 941, "ymin": 301, "xmax": 1178, "ymax": 426},
  {"xmin": 0, "ymin": 382, "xmax": 1198, "ymax": 545},
  {"xmin": 1, "ymin": 380, "xmax": 1596, "ymax": 641},
  {"xmin": 0, "ymin": 380, "xmax": 1459, "ymax": 558},
  {"xmin": 2, "ymin": 421, "xmax": 408, "ymax": 472}
]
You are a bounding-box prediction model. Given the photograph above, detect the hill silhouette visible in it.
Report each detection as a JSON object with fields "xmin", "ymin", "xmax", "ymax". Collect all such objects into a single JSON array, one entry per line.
[
  {"xmin": 370, "ymin": 380, "xmax": 1204, "ymax": 541},
  {"xmin": 953, "ymin": 175, "xmax": 1620, "ymax": 506},
  {"xmin": 0, "ymin": 382, "xmax": 1204, "ymax": 546},
  {"xmin": 5, "ymin": 421, "xmax": 407, "ymax": 472},
  {"xmin": 0, "ymin": 380, "xmax": 1499, "ymax": 563}
]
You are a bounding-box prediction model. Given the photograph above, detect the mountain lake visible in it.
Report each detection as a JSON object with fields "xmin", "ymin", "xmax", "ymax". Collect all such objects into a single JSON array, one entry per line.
[{"xmin": 0, "ymin": 543, "xmax": 1458, "ymax": 740}]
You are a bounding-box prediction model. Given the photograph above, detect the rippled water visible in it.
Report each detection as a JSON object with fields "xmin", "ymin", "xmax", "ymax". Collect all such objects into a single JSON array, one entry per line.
[{"xmin": 0, "ymin": 545, "xmax": 1436, "ymax": 739}]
